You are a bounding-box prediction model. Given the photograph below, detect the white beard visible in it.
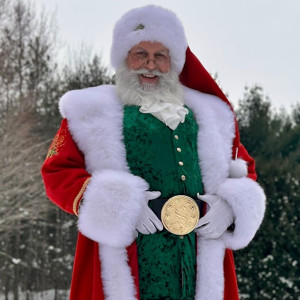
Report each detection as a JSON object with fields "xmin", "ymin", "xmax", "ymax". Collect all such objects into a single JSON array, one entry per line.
[
  {"xmin": 115, "ymin": 66, "xmax": 188, "ymax": 130},
  {"xmin": 115, "ymin": 65, "xmax": 184, "ymax": 106}
]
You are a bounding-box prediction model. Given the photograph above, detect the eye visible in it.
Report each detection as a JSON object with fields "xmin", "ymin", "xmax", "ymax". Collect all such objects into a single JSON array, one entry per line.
[
  {"xmin": 134, "ymin": 51, "xmax": 148, "ymax": 59},
  {"xmin": 154, "ymin": 53, "xmax": 168, "ymax": 61}
]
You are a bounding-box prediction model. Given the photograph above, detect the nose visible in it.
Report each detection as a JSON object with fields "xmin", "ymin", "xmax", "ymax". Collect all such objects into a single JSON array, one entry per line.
[{"xmin": 144, "ymin": 58, "xmax": 157, "ymax": 70}]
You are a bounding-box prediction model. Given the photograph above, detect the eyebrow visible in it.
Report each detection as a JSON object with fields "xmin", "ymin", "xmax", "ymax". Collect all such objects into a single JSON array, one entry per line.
[{"xmin": 133, "ymin": 47, "xmax": 169, "ymax": 54}]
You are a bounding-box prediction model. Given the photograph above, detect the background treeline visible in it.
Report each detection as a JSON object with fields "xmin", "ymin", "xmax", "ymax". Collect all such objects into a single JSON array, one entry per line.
[{"xmin": 0, "ymin": 0, "xmax": 299, "ymax": 299}]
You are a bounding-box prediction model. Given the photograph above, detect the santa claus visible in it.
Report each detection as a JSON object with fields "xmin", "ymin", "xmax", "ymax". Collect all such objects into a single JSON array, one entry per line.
[{"xmin": 41, "ymin": 5, "xmax": 266, "ymax": 300}]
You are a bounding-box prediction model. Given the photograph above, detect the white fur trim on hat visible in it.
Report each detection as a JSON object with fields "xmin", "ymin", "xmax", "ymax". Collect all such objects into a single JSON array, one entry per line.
[{"xmin": 110, "ymin": 5, "xmax": 188, "ymax": 74}]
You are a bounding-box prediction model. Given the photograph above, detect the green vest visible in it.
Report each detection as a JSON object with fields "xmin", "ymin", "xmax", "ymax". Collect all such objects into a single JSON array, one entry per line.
[{"xmin": 123, "ymin": 106, "xmax": 204, "ymax": 300}]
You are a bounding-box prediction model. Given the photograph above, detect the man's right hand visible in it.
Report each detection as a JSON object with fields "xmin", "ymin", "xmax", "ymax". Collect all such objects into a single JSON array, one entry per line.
[{"xmin": 136, "ymin": 191, "xmax": 164, "ymax": 235}]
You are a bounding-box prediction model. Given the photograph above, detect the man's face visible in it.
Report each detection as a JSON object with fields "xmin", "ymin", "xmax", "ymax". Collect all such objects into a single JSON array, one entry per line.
[{"xmin": 126, "ymin": 41, "xmax": 171, "ymax": 87}]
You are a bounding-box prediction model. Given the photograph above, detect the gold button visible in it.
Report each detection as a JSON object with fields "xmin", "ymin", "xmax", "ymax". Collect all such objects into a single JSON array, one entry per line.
[
  {"xmin": 181, "ymin": 175, "xmax": 186, "ymax": 181},
  {"xmin": 179, "ymin": 161, "xmax": 184, "ymax": 166},
  {"xmin": 179, "ymin": 235, "xmax": 184, "ymax": 239},
  {"xmin": 177, "ymin": 148, "xmax": 182, "ymax": 152},
  {"xmin": 174, "ymin": 135, "xmax": 179, "ymax": 140}
]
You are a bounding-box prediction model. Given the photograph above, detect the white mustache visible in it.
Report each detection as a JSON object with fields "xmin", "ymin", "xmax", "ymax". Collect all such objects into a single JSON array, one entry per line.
[
  {"xmin": 115, "ymin": 64, "xmax": 184, "ymax": 106},
  {"xmin": 129, "ymin": 68, "xmax": 165, "ymax": 77}
]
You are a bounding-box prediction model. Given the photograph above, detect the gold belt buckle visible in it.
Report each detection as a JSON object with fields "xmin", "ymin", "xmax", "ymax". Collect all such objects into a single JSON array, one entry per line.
[{"xmin": 161, "ymin": 195, "xmax": 200, "ymax": 235}]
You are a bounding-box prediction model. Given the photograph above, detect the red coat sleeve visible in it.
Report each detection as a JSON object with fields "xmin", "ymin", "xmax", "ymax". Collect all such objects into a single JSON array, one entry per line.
[{"xmin": 41, "ymin": 118, "xmax": 91, "ymax": 215}]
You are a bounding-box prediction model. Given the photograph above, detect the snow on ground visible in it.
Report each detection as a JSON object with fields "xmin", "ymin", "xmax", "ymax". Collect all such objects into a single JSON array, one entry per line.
[{"xmin": 0, "ymin": 289, "xmax": 69, "ymax": 300}]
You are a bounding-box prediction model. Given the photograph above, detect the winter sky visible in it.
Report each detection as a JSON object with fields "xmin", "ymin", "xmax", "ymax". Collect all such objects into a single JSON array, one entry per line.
[{"xmin": 35, "ymin": 0, "xmax": 299, "ymax": 111}]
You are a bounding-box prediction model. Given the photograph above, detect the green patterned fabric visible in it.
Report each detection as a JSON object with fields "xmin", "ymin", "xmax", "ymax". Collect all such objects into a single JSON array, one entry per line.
[{"xmin": 123, "ymin": 106, "xmax": 204, "ymax": 300}]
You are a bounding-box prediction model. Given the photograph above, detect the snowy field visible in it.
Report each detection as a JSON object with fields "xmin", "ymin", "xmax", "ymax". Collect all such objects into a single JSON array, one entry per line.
[{"xmin": 0, "ymin": 290, "xmax": 69, "ymax": 300}]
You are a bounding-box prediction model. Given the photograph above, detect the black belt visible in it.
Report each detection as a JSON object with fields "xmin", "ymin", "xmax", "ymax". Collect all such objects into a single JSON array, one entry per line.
[{"xmin": 149, "ymin": 197, "xmax": 204, "ymax": 221}]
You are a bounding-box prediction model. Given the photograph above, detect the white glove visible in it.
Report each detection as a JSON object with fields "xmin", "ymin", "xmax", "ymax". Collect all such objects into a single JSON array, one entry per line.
[
  {"xmin": 195, "ymin": 193, "xmax": 234, "ymax": 239},
  {"xmin": 136, "ymin": 191, "xmax": 164, "ymax": 235}
]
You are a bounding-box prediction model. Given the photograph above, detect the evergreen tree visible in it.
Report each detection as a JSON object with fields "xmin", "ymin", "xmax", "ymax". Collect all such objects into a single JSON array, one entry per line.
[{"xmin": 235, "ymin": 86, "xmax": 300, "ymax": 300}]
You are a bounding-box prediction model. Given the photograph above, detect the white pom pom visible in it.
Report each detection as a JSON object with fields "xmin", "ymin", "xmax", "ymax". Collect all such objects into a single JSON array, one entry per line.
[{"xmin": 229, "ymin": 158, "xmax": 248, "ymax": 178}]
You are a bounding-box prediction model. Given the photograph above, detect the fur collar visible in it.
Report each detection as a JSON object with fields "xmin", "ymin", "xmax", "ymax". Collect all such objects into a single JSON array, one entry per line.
[{"xmin": 60, "ymin": 84, "xmax": 236, "ymax": 184}]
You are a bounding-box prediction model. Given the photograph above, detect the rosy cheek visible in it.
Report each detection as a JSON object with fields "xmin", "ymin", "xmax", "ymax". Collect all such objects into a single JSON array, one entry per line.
[
  {"xmin": 126, "ymin": 57, "xmax": 137, "ymax": 70},
  {"xmin": 160, "ymin": 63, "xmax": 171, "ymax": 73}
]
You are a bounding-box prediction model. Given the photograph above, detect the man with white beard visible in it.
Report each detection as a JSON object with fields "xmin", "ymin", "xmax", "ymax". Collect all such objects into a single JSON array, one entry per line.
[
  {"xmin": 115, "ymin": 40, "xmax": 188, "ymax": 131},
  {"xmin": 41, "ymin": 5, "xmax": 266, "ymax": 300}
]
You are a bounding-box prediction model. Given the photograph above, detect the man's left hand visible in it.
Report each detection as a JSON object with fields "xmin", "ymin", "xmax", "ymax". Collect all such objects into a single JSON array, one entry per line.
[{"xmin": 195, "ymin": 194, "xmax": 234, "ymax": 239}]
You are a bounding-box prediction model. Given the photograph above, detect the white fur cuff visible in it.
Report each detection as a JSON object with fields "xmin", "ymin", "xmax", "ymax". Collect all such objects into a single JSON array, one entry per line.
[
  {"xmin": 78, "ymin": 169, "xmax": 149, "ymax": 247},
  {"xmin": 216, "ymin": 177, "xmax": 266, "ymax": 250}
]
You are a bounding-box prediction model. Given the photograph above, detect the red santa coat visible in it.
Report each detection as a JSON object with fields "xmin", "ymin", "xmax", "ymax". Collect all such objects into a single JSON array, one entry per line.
[{"xmin": 41, "ymin": 83, "xmax": 265, "ymax": 300}]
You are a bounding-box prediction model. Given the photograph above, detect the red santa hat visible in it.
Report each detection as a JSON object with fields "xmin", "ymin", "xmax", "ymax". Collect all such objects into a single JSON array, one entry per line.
[
  {"xmin": 180, "ymin": 48, "xmax": 241, "ymax": 150},
  {"xmin": 111, "ymin": 5, "xmax": 240, "ymax": 150}
]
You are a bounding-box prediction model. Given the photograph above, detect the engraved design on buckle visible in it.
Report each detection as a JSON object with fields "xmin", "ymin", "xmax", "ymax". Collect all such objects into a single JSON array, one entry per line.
[{"xmin": 161, "ymin": 195, "xmax": 200, "ymax": 235}]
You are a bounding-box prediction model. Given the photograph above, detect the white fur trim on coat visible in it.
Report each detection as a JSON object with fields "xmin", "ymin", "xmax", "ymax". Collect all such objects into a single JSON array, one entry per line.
[
  {"xmin": 185, "ymin": 86, "xmax": 265, "ymax": 250},
  {"xmin": 99, "ymin": 245, "xmax": 137, "ymax": 300},
  {"xmin": 60, "ymin": 86, "xmax": 150, "ymax": 248},
  {"xmin": 78, "ymin": 169, "xmax": 149, "ymax": 248},
  {"xmin": 216, "ymin": 177, "xmax": 266, "ymax": 250},
  {"xmin": 185, "ymin": 86, "xmax": 265, "ymax": 299},
  {"xmin": 195, "ymin": 239, "xmax": 226, "ymax": 300},
  {"xmin": 59, "ymin": 85, "xmax": 129, "ymax": 174},
  {"xmin": 59, "ymin": 85, "xmax": 150, "ymax": 299},
  {"xmin": 110, "ymin": 5, "xmax": 187, "ymax": 74},
  {"xmin": 184, "ymin": 87, "xmax": 236, "ymax": 193}
]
